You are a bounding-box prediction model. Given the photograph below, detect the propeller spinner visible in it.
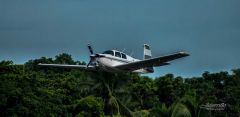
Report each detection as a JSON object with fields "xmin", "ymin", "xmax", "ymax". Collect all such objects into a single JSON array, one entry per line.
[{"xmin": 86, "ymin": 44, "xmax": 105, "ymax": 68}]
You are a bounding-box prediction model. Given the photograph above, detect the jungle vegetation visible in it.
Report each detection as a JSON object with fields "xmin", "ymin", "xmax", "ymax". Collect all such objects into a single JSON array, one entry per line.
[{"xmin": 0, "ymin": 53, "xmax": 239, "ymax": 117}]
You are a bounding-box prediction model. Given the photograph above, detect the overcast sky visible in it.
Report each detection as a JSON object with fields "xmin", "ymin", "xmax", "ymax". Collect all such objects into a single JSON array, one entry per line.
[{"xmin": 1, "ymin": 0, "xmax": 240, "ymax": 78}]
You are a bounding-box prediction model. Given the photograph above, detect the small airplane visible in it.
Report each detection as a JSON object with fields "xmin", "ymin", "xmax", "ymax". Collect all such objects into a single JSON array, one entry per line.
[{"xmin": 38, "ymin": 44, "xmax": 189, "ymax": 74}]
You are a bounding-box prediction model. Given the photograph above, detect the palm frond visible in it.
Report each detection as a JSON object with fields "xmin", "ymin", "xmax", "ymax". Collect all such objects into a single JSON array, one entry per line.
[{"xmin": 171, "ymin": 103, "xmax": 192, "ymax": 117}]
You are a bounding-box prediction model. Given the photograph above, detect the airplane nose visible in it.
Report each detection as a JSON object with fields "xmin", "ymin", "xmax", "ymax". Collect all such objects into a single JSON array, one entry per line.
[{"xmin": 95, "ymin": 54, "xmax": 105, "ymax": 57}]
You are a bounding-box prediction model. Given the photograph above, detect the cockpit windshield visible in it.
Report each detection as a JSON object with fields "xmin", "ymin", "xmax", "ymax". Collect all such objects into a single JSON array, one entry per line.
[{"xmin": 102, "ymin": 50, "xmax": 114, "ymax": 56}]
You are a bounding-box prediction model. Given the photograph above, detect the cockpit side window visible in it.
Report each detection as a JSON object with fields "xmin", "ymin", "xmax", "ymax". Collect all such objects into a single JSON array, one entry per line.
[
  {"xmin": 121, "ymin": 53, "xmax": 127, "ymax": 59},
  {"xmin": 103, "ymin": 50, "xmax": 114, "ymax": 56},
  {"xmin": 115, "ymin": 52, "xmax": 121, "ymax": 58}
]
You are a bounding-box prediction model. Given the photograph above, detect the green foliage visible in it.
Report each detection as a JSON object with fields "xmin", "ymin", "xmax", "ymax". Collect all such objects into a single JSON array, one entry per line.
[
  {"xmin": 170, "ymin": 103, "xmax": 191, "ymax": 117},
  {"xmin": 132, "ymin": 110, "xmax": 150, "ymax": 117},
  {"xmin": 154, "ymin": 74, "xmax": 176, "ymax": 106},
  {"xmin": 1, "ymin": 55, "xmax": 240, "ymax": 117},
  {"xmin": 73, "ymin": 96, "xmax": 103, "ymax": 117},
  {"xmin": 129, "ymin": 76, "xmax": 158, "ymax": 110},
  {"xmin": 55, "ymin": 53, "xmax": 75, "ymax": 64},
  {"xmin": 150, "ymin": 103, "xmax": 170, "ymax": 117},
  {"xmin": 0, "ymin": 60, "xmax": 13, "ymax": 66}
]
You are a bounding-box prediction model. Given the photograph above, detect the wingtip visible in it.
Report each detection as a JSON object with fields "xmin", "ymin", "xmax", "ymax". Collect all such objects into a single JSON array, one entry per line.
[
  {"xmin": 38, "ymin": 63, "xmax": 42, "ymax": 65},
  {"xmin": 179, "ymin": 51, "xmax": 190, "ymax": 56}
]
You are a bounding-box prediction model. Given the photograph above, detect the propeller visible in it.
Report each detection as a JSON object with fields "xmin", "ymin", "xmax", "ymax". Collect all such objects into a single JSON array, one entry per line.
[
  {"xmin": 86, "ymin": 56, "xmax": 94, "ymax": 68},
  {"xmin": 88, "ymin": 44, "xmax": 94, "ymax": 55},
  {"xmin": 86, "ymin": 44, "xmax": 105, "ymax": 68},
  {"xmin": 87, "ymin": 44, "xmax": 94, "ymax": 68}
]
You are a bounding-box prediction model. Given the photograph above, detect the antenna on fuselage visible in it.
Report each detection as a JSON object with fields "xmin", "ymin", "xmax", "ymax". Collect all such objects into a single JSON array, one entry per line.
[
  {"xmin": 122, "ymin": 48, "xmax": 126, "ymax": 53},
  {"xmin": 130, "ymin": 50, "xmax": 134, "ymax": 57}
]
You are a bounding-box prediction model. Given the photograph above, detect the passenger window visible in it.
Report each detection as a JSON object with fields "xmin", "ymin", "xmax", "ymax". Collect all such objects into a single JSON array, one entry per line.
[
  {"xmin": 103, "ymin": 51, "xmax": 114, "ymax": 56},
  {"xmin": 121, "ymin": 53, "xmax": 127, "ymax": 59},
  {"xmin": 115, "ymin": 52, "xmax": 121, "ymax": 58}
]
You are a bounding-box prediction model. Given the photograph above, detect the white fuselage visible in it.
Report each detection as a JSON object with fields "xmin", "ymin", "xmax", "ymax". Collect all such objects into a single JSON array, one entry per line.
[
  {"xmin": 94, "ymin": 50, "xmax": 150, "ymax": 73},
  {"xmin": 98, "ymin": 54, "xmax": 136, "ymax": 66}
]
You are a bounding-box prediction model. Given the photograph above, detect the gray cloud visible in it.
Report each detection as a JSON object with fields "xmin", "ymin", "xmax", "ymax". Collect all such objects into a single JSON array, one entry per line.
[{"xmin": 0, "ymin": 0, "xmax": 240, "ymax": 77}]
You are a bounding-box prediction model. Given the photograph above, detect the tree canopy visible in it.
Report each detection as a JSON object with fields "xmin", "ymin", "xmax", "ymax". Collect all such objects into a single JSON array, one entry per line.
[{"xmin": 0, "ymin": 53, "xmax": 239, "ymax": 117}]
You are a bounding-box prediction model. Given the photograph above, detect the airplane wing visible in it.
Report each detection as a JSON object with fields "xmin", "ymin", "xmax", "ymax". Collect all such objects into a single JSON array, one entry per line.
[
  {"xmin": 115, "ymin": 52, "xmax": 189, "ymax": 71},
  {"xmin": 38, "ymin": 63, "xmax": 96, "ymax": 71}
]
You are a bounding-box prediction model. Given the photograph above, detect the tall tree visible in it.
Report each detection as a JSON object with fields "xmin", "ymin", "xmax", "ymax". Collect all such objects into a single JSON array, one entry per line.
[{"xmin": 55, "ymin": 53, "xmax": 75, "ymax": 64}]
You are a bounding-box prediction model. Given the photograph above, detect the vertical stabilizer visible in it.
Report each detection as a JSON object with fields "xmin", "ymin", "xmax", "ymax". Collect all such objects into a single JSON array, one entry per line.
[
  {"xmin": 143, "ymin": 44, "xmax": 154, "ymax": 73},
  {"xmin": 144, "ymin": 44, "xmax": 152, "ymax": 59}
]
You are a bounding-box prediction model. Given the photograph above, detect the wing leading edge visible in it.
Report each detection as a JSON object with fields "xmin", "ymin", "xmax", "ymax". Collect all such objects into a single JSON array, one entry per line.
[
  {"xmin": 115, "ymin": 52, "xmax": 189, "ymax": 71},
  {"xmin": 38, "ymin": 63, "xmax": 96, "ymax": 70}
]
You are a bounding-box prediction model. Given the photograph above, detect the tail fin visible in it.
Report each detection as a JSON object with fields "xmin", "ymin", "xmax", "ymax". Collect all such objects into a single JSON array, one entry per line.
[
  {"xmin": 144, "ymin": 44, "xmax": 152, "ymax": 59},
  {"xmin": 143, "ymin": 44, "xmax": 154, "ymax": 73}
]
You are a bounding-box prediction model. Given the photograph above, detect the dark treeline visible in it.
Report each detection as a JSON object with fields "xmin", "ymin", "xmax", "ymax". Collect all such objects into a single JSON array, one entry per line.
[{"xmin": 0, "ymin": 53, "xmax": 239, "ymax": 117}]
